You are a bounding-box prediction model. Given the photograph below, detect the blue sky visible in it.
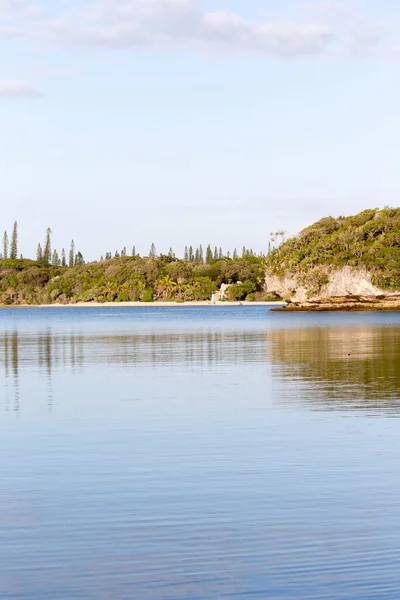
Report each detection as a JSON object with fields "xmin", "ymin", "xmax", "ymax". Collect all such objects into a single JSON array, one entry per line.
[{"xmin": 1, "ymin": 0, "xmax": 400, "ymax": 260}]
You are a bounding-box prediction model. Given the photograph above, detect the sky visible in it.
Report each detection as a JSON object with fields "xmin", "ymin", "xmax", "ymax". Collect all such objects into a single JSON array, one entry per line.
[{"xmin": 1, "ymin": 0, "xmax": 400, "ymax": 260}]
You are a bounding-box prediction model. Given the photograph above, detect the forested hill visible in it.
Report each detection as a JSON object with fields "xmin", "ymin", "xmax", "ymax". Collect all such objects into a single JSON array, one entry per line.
[
  {"xmin": 0, "ymin": 254, "xmax": 269, "ymax": 305},
  {"xmin": 265, "ymin": 208, "xmax": 400, "ymax": 292}
]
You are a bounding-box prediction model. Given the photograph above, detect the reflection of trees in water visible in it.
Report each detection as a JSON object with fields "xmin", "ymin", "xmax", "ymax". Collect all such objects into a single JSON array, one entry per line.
[
  {"xmin": 2, "ymin": 332, "xmax": 20, "ymax": 413},
  {"xmin": 0, "ymin": 330, "xmax": 266, "ymax": 412},
  {"xmin": 266, "ymin": 326, "xmax": 400, "ymax": 410}
]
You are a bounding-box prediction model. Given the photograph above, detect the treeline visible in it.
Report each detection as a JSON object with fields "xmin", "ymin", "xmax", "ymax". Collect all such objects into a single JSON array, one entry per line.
[
  {"xmin": 0, "ymin": 253, "xmax": 272, "ymax": 305},
  {"xmin": 1, "ymin": 221, "xmax": 269, "ymax": 265},
  {"xmin": 1, "ymin": 222, "xmax": 84, "ymax": 267},
  {"xmin": 103, "ymin": 244, "xmax": 266, "ymax": 262},
  {"xmin": 0, "ymin": 221, "xmax": 283, "ymax": 305}
]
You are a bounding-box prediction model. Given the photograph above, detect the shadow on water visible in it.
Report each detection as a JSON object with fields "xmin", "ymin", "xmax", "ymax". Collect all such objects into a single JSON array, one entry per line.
[{"xmin": 266, "ymin": 325, "xmax": 400, "ymax": 413}]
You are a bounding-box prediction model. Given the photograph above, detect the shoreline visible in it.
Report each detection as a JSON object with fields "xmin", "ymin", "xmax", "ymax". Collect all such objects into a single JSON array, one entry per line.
[{"xmin": 0, "ymin": 301, "xmax": 287, "ymax": 309}]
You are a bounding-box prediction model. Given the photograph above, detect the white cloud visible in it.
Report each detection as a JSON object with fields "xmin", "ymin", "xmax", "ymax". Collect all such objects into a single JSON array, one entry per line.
[
  {"xmin": 0, "ymin": 80, "xmax": 42, "ymax": 99},
  {"xmin": 69, "ymin": 1, "xmax": 334, "ymax": 56},
  {"xmin": 0, "ymin": 0, "xmax": 396, "ymax": 58},
  {"xmin": 0, "ymin": 0, "xmax": 44, "ymax": 19}
]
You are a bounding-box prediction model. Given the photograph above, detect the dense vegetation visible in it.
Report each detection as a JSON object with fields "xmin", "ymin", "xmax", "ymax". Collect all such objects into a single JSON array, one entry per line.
[
  {"xmin": 0, "ymin": 254, "xmax": 269, "ymax": 305},
  {"xmin": 0, "ymin": 220, "xmax": 274, "ymax": 304},
  {"xmin": 266, "ymin": 208, "xmax": 400, "ymax": 293}
]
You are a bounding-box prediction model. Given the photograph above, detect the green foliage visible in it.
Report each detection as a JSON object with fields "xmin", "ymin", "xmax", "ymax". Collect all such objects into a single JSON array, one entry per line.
[
  {"xmin": 10, "ymin": 222, "xmax": 18, "ymax": 260},
  {"xmin": 141, "ymin": 288, "xmax": 154, "ymax": 303},
  {"xmin": 0, "ymin": 252, "xmax": 266, "ymax": 305},
  {"xmin": 265, "ymin": 208, "xmax": 400, "ymax": 291},
  {"xmin": 2, "ymin": 231, "xmax": 8, "ymax": 259},
  {"xmin": 226, "ymin": 280, "xmax": 257, "ymax": 301}
]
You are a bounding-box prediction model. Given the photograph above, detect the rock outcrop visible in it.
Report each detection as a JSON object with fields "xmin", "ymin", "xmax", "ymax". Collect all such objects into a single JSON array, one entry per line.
[{"xmin": 265, "ymin": 267, "xmax": 400, "ymax": 311}]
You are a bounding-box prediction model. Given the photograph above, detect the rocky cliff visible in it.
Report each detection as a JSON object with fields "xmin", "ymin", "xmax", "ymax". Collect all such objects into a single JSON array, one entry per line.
[
  {"xmin": 264, "ymin": 208, "xmax": 400, "ymax": 311},
  {"xmin": 265, "ymin": 266, "xmax": 387, "ymax": 303},
  {"xmin": 265, "ymin": 267, "xmax": 400, "ymax": 310}
]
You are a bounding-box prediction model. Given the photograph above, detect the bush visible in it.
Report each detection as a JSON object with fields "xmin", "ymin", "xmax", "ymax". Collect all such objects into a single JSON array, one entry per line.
[
  {"xmin": 266, "ymin": 207, "xmax": 400, "ymax": 291},
  {"xmin": 141, "ymin": 288, "xmax": 154, "ymax": 302}
]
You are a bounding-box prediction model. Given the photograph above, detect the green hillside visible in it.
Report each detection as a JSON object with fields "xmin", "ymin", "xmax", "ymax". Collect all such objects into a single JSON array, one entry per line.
[
  {"xmin": 0, "ymin": 254, "xmax": 267, "ymax": 305},
  {"xmin": 266, "ymin": 208, "xmax": 400, "ymax": 293}
]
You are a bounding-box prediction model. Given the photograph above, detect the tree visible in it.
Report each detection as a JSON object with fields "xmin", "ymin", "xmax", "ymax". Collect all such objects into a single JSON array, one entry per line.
[
  {"xmin": 75, "ymin": 251, "xmax": 84, "ymax": 265},
  {"xmin": 168, "ymin": 247, "xmax": 175, "ymax": 259},
  {"xmin": 184, "ymin": 246, "xmax": 189, "ymax": 261},
  {"xmin": 69, "ymin": 240, "xmax": 75, "ymax": 267},
  {"xmin": 121, "ymin": 247, "xmax": 127, "ymax": 257},
  {"xmin": 188, "ymin": 246, "xmax": 194, "ymax": 262},
  {"xmin": 132, "ymin": 245, "xmax": 136, "ymax": 257},
  {"xmin": 149, "ymin": 243, "xmax": 156, "ymax": 258},
  {"xmin": 270, "ymin": 231, "xmax": 286, "ymax": 249},
  {"xmin": 218, "ymin": 247, "xmax": 223, "ymax": 259},
  {"xmin": 61, "ymin": 249, "xmax": 66, "ymax": 267},
  {"xmin": 199, "ymin": 245, "xmax": 204, "ymax": 264},
  {"xmin": 2, "ymin": 231, "xmax": 8, "ymax": 259},
  {"xmin": 10, "ymin": 221, "xmax": 18, "ymax": 259},
  {"xmin": 37, "ymin": 243, "xmax": 43, "ymax": 262},
  {"xmin": 43, "ymin": 228, "xmax": 52, "ymax": 264},
  {"xmin": 206, "ymin": 245, "xmax": 213, "ymax": 264},
  {"xmin": 52, "ymin": 250, "xmax": 59, "ymax": 266},
  {"xmin": 233, "ymin": 248, "xmax": 238, "ymax": 260},
  {"xmin": 195, "ymin": 248, "xmax": 200, "ymax": 263},
  {"xmin": 214, "ymin": 246, "xmax": 218, "ymax": 260}
]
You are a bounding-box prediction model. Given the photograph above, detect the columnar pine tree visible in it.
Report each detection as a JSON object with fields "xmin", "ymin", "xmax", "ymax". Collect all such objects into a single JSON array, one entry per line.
[
  {"xmin": 132, "ymin": 246, "xmax": 136, "ymax": 257},
  {"xmin": 121, "ymin": 247, "xmax": 127, "ymax": 257},
  {"xmin": 218, "ymin": 247, "xmax": 223, "ymax": 259},
  {"xmin": 37, "ymin": 243, "xmax": 43, "ymax": 261},
  {"xmin": 168, "ymin": 247, "xmax": 174, "ymax": 259},
  {"xmin": 2, "ymin": 231, "xmax": 8, "ymax": 259},
  {"xmin": 195, "ymin": 248, "xmax": 200, "ymax": 263},
  {"xmin": 10, "ymin": 221, "xmax": 18, "ymax": 259},
  {"xmin": 149, "ymin": 243, "xmax": 156, "ymax": 258},
  {"xmin": 75, "ymin": 251, "xmax": 84, "ymax": 265},
  {"xmin": 206, "ymin": 245, "xmax": 213, "ymax": 264},
  {"xmin": 184, "ymin": 246, "xmax": 189, "ymax": 261},
  {"xmin": 43, "ymin": 228, "xmax": 52, "ymax": 264},
  {"xmin": 69, "ymin": 240, "xmax": 75, "ymax": 267},
  {"xmin": 233, "ymin": 248, "xmax": 238, "ymax": 260},
  {"xmin": 188, "ymin": 246, "xmax": 194, "ymax": 262},
  {"xmin": 242, "ymin": 246, "xmax": 247, "ymax": 257},
  {"xmin": 199, "ymin": 245, "xmax": 204, "ymax": 264},
  {"xmin": 214, "ymin": 246, "xmax": 218, "ymax": 260},
  {"xmin": 61, "ymin": 249, "xmax": 66, "ymax": 267},
  {"xmin": 52, "ymin": 250, "xmax": 59, "ymax": 266}
]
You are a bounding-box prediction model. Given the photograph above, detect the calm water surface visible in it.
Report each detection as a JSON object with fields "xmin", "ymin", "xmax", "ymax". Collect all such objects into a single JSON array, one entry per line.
[{"xmin": 1, "ymin": 306, "xmax": 400, "ymax": 599}]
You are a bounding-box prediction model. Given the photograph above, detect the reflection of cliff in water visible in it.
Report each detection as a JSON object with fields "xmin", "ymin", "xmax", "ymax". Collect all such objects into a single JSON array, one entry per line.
[{"xmin": 267, "ymin": 326, "xmax": 400, "ymax": 411}]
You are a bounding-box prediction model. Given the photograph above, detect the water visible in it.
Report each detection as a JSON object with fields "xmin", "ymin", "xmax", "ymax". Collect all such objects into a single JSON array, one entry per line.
[{"xmin": 1, "ymin": 306, "xmax": 400, "ymax": 599}]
